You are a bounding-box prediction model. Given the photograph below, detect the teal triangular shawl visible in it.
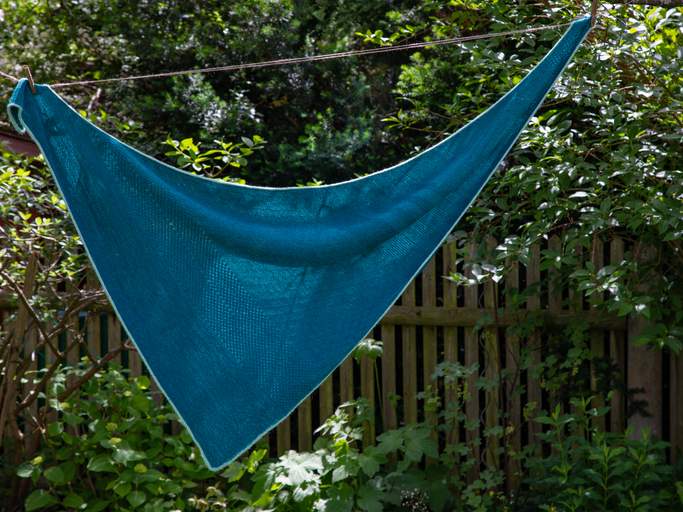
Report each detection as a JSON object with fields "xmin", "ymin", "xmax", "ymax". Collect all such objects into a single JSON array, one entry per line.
[{"xmin": 7, "ymin": 16, "xmax": 592, "ymax": 470}]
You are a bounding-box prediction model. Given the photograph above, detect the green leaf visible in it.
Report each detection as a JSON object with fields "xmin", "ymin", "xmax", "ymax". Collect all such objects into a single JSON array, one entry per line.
[
  {"xmin": 59, "ymin": 460, "xmax": 76, "ymax": 483},
  {"xmin": 85, "ymin": 499, "xmax": 111, "ymax": 512},
  {"xmin": 25, "ymin": 489, "xmax": 58, "ymax": 511},
  {"xmin": 358, "ymin": 485, "xmax": 384, "ymax": 512},
  {"xmin": 16, "ymin": 462, "xmax": 37, "ymax": 478},
  {"xmin": 114, "ymin": 481, "xmax": 132, "ymax": 497},
  {"xmin": 136, "ymin": 375, "xmax": 150, "ymax": 390},
  {"xmin": 44, "ymin": 466, "xmax": 66, "ymax": 485},
  {"xmin": 63, "ymin": 412, "xmax": 83, "ymax": 425},
  {"xmin": 126, "ymin": 491, "xmax": 147, "ymax": 507},
  {"xmin": 376, "ymin": 430, "xmax": 405, "ymax": 454},
  {"xmin": 62, "ymin": 493, "xmax": 84, "ymax": 508},
  {"xmin": 618, "ymin": 303, "xmax": 634, "ymax": 317},
  {"xmin": 48, "ymin": 422, "xmax": 64, "ymax": 436},
  {"xmin": 358, "ymin": 447, "xmax": 387, "ymax": 477},
  {"xmin": 326, "ymin": 486, "xmax": 354, "ymax": 512},
  {"xmin": 87, "ymin": 454, "xmax": 116, "ymax": 472},
  {"xmin": 130, "ymin": 395, "xmax": 150, "ymax": 413},
  {"xmin": 113, "ymin": 448, "xmax": 146, "ymax": 465},
  {"xmin": 180, "ymin": 429, "xmax": 193, "ymax": 444}
]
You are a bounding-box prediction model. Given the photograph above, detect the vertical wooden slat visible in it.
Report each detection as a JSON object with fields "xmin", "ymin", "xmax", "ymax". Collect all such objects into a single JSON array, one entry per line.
[
  {"xmin": 547, "ymin": 236, "xmax": 565, "ymax": 451},
  {"xmin": 484, "ymin": 237, "xmax": 499, "ymax": 469},
  {"xmin": 527, "ymin": 244, "xmax": 542, "ymax": 452},
  {"xmin": 442, "ymin": 243, "xmax": 459, "ymax": 447},
  {"xmin": 610, "ymin": 239, "xmax": 625, "ymax": 435},
  {"xmin": 590, "ymin": 331, "xmax": 606, "ymax": 432},
  {"xmin": 340, "ymin": 356, "xmax": 354, "ymax": 405},
  {"xmin": 129, "ymin": 341, "xmax": 143, "ymax": 379},
  {"xmin": 339, "ymin": 355, "xmax": 355, "ymax": 431},
  {"xmin": 298, "ymin": 396, "xmax": 312, "ymax": 452},
  {"xmin": 381, "ymin": 325, "xmax": 397, "ymax": 435},
  {"xmin": 107, "ymin": 314, "xmax": 121, "ymax": 368},
  {"xmin": 402, "ymin": 280, "xmax": 418, "ymax": 425},
  {"xmin": 673, "ymin": 352, "xmax": 683, "ymax": 462},
  {"xmin": 87, "ymin": 313, "xmax": 101, "ymax": 362},
  {"xmin": 589, "ymin": 240, "xmax": 605, "ymax": 431},
  {"xmin": 45, "ymin": 334, "xmax": 59, "ymax": 425},
  {"xmin": 627, "ymin": 245, "xmax": 662, "ymax": 438},
  {"xmin": 506, "ymin": 261, "xmax": 521, "ymax": 490},
  {"xmin": 422, "ymin": 257, "xmax": 439, "ymax": 464},
  {"xmin": 361, "ymin": 354, "xmax": 375, "ymax": 448},
  {"xmin": 277, "ymin": 417, "xmax": 291, "ymax": 456},
  {"xmin": 464, "ymin": 242, "xmax": 480, "ymax": 481},
  {"xmin": 319, "ymin": 374, "xmax": 334, "ymax": 425}
]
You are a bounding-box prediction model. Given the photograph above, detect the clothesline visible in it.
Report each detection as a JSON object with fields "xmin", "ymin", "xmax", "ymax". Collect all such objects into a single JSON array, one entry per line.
[{"xmin": 0, "ymin": 22, "xmax": 577, "ymax": 89}]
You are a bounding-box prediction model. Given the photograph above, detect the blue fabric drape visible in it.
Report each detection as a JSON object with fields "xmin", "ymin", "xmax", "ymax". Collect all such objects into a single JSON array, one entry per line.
[{"xmin": 8, "ymin": 16, "xmax": 592, "ymax": 470}]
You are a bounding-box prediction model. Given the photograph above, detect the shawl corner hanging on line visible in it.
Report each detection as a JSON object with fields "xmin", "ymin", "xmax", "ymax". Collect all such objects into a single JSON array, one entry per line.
[{"xmin": 7, "ymin": 16, "xmax": 592, "ymax": 471}]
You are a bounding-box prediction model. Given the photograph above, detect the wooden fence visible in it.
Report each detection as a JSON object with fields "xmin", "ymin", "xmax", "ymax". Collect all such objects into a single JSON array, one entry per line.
[{"xmin": 2, "ymin": 236, "xmax": 681, "ymax": 470}]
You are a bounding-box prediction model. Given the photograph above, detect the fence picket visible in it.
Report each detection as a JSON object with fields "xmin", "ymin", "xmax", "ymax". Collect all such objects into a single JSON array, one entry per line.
[
  {"xmin": 402, "ymin": 280, "xmax": 418, "ymax": 425},
  {"xmin": 442, "ymin": 243, "xmax": 459, "ymax": 450},
  {"xmin": 7, "ymin": 234, "xmax": 674, "ymax": 475},
  {"xmin": 421, "ymin": 258, "xmax": 439, "ymax": 464},
  {"xmin": 361, "ymin": 353, "xmax": 375, "ymax": 449},
  {"xmin": 527, "ymin": 245, "xmax": 542, "ymax": 454},
  {"xmin": 506, "ymin": 261, "xmax": 521, "ymax": 490}
]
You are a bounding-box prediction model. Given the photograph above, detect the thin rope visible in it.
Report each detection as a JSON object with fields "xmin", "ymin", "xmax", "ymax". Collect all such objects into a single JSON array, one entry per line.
[
  {"xmin": 50, "ymin": 23, "xmax": 571, "ymax": 89},
  {"xmin": 0, "ymin": 70, "xmax": 19, "ymax": 82}
]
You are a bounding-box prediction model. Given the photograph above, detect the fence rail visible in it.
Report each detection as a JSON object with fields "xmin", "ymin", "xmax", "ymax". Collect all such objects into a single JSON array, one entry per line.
[{"xmin": 2, "ymin": 236, "xmax": 681, "ymax": 473}]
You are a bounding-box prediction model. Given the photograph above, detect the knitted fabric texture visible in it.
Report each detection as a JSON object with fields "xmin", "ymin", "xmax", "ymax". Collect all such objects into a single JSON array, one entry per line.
[{"xmin": 8, "ymin": 17, "xmax": 592, "ymax": 470}]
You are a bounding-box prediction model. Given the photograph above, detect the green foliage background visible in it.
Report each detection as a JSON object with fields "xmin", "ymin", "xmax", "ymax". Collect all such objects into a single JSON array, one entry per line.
[{"xmin": 1, "ymin": 0, "xmax": 682, "ymax": 510}]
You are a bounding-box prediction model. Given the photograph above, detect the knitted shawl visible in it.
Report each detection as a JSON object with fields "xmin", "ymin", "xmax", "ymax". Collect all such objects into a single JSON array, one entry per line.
[{"xmin": 8, "ymin": 16, "xmax": 592, "ymax": 470}]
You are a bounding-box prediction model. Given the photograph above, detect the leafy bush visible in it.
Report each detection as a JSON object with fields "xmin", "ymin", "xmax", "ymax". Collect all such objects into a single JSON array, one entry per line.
[
  {"xmin": 526, "ymin": 398, "xmax": 683, "ymax": 512},
  {"xmin": 16, "ymin": 361, "xmax": 214, "ymax": 512}
]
